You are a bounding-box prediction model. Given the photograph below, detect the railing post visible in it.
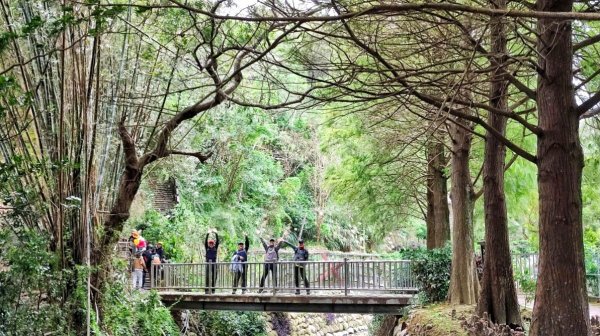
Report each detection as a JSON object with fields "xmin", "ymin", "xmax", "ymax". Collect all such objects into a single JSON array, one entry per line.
[
  {"xmin": 150, "ymin": 263, "xmax": 154, "ymax": 289},
  {"xmin": 343, "ymin": 258, "xmax": 349, "ymax": 296},
  {"xmin": 272, "ymin": 261, "xmax": 277, "ymax": 295}
]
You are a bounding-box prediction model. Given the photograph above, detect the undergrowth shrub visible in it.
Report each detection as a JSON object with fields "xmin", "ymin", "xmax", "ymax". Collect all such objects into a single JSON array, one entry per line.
[
  {"xmin": 190, "ymin": 311, "xmax": 266, "ymax": 336},
  {"xmin": 515, "ymin": 269, "xmax": 536, "ymax": 305},
  {"xmin": 405, "ymin": 246, "xmax": 451, "ymax": 303},
  {"xmin": 0, "ymin": 229, "xmax": 72, "ymax": 335},
  {"xmin": 101, "ymin": 260, "xmax": 179, "ymax": 336},
  {"xmin": 101, "ymin": 271, "xmax": 179, "ymax": 335}
]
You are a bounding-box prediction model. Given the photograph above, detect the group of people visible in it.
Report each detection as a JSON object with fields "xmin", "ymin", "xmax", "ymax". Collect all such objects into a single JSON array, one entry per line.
[
  {"xmin": 204, "ymin": 230, "xmax": 310, "ymax": 295},
  {"xmin": 129, "ymin": 230, "xmax": 167, "ymax": 290}
]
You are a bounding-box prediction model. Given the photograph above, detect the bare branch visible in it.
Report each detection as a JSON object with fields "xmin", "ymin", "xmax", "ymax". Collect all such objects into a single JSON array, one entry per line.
[{"xmin": 168, "ymin": 150, "xmax": 213, "ymax": 163}]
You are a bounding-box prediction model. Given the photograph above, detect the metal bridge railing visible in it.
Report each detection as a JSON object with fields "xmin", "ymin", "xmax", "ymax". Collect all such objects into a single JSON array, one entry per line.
[
  {"xmin": 150, "ymin": 259, "xmax": 417, "ymax": 295},
  {"xmin": 512, "ymin": 253, "xmax": 600, "ymax": 298}
]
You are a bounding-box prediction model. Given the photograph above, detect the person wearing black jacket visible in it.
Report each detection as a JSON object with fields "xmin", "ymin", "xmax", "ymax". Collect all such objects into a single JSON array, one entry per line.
[
  {"xmin": 204, "ymin": 230, "xmax": 219, "ymax": 294},
  {"xmin": 142, "ymin": 247, "xmax": 154, "ymax": 289},
  {"xmin": 232, "ymin": 234, "xmax": 250, "ymax": 294},
  {"xmin": 155, "ymin": 242, "xmax": 165, "ymax": 261},
  {"xmin": 283, "ymin": 239, "xmax": 310, "ymax": 295}
]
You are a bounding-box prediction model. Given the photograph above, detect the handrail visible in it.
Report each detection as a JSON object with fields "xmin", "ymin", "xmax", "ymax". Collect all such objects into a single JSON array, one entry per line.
[{"xmin": 149, "ymin": 259, "xmax": 417, "ymax": 296}]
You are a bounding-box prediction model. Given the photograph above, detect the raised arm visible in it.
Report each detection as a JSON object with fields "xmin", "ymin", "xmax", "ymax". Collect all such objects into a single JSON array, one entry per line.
[
  {"xmin": 245, "ymin": 235, "xmax": 250, "ymax": 252},
  {"xmin": 204, "ymin": 233, "xmax": 209, "ymax": 250},
  {"xmin": 282, "ymin": 240, "xmax": 296, "ymax": 251},
  {"xmin": 260, "ymin": 237, "xmax": 267, "ymax": 251},
  {"xmin": 275, "ymin": 239, "xmax": 284, "ymax": 252},
  {"xmin": 214, "ymin": 233, "xmax": 220, "ymax": 249}
]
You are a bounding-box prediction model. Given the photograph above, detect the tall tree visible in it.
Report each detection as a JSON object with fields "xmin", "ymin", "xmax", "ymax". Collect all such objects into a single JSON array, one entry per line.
[
  {"xmin": 531, "ymin": 0, "xmax": 589, "ymax": 334},
  {"xmin": 476, "ymin": 0, "xmax": 522, "ymax": 325},
  {"xmin": 426, "ymin": 136, "xmax": 450, "ymax": 249},
  {"xmin": 449, "ymin": 116, "xmax": 479, "ymax": 304}
]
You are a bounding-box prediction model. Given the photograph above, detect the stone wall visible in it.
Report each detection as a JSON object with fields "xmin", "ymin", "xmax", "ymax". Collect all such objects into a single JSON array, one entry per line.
[{"xmin": 266, "ymin": 313, "xmax": 372, "ymax": 336}]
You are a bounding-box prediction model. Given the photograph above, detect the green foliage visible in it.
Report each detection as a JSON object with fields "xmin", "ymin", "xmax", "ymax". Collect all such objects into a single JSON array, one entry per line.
[
  {"xmin": 368, "ymin": 314, "xmax": 386, "ymax": 335},
  {"xmin": 131, "ymin": 209, "xmax": 185, "ymax": 261},
  {"xmin": 401, "ymin": 246, "xmax": 451, "ymax": 303},
  {"xmin": 100, "ymin": 266, "xmax": 179, "ymax": 335},
  {"xmin": 322, "ymin": 112, "xmax": 424, "ymax": 249},
  {"xmin": 0, "ymin": 229, "xmax": 72, "ymax": 335},
  {"xmin": 191, "ymin": 311, "xmax": 267, "ymax": 336},
  {"xmin": 515, "ymin": 270, "xmax": 536, "ymax": 306},
  {"xmin": 131, "ymin": 106, "xmax": 355, "ymax": 257}
]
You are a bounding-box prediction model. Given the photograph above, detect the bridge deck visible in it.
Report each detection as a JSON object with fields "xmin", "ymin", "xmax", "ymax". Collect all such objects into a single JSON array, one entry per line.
[{"xmin": 160, "ymin": 292, "xmax": 413, "ymax": 314}]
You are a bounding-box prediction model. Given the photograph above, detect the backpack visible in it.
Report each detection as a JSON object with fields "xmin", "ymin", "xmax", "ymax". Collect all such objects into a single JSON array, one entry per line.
[
  {"xmin": 230, "ymin": 254, "xmax": 243, "ymax": 273},
  {"xmin": 265, "ymin": 247, "xmax": 278, "ymax": 262}
]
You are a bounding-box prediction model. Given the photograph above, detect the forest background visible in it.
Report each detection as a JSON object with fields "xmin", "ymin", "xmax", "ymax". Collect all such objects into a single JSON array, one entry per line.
[{"xmin": 2, "ymin": 0, "xmax": 600, "ymax": 335}]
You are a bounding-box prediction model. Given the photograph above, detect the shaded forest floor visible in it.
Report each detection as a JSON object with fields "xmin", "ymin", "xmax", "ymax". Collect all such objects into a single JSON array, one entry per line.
[{"xmin": 399, "ymin": 304, "xmax": 533, "ymax": 336}]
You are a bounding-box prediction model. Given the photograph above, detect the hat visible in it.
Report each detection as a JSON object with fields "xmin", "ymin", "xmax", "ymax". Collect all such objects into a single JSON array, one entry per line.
[
  {"xmin": 298, "ymin": 240, "xmax": 304, "ymax": 244},
  {"xmin": 208, "ymin": 239, "xmax": 215, "ymax": 244}
]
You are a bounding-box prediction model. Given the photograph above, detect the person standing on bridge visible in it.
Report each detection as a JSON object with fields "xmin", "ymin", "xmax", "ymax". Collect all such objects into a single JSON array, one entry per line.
[
  {"xmin": 232, "ymin": 234, "xmax": 250, "ymax": 294},
  {"xmin": 258, "ymin": 237, "xmax": 283, "ymax": 293},
  {"xmin": 283, "ymin": 239, "xmax": 310, "ymax": 295},
  {"xmin": 155, "ymin": 242, "xmax": 166, "ymax": 262},
  {"xmin": 204, "ymin": 229, "xmax": 220, "ymax": 294},
  {"xmin": 131, "ymin": 252, "xmax": 146, "ymax": 290}
]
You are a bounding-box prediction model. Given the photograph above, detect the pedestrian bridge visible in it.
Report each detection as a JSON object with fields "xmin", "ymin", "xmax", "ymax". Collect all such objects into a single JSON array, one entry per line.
[{"xmin": 149, "ymin": 259, "xmax": 418, "ymax": 313}]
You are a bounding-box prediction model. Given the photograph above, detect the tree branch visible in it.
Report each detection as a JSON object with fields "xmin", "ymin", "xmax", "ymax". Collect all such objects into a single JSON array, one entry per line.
[
  {"xmin": 117, "ymin": 118, "xmax": 138, "ymax": 167},
  {"xmin": 576, "ymin": 91, "xmax": 600, "ymax": 116},
  {"xmin": 574, "ymin": 33, "xmax": 600, "ymax": 51},
  {"xmin": 168, "ymin": 150, "xmax": 213, "ymax": 163}
]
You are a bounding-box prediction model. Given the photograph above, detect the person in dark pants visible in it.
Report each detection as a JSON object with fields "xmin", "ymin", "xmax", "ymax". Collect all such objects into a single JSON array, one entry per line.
[
  {"xmin": 284, "ymin": 239, "xmax": 310, "ymax": 294},
  {"xmin": 232, "ymin": 234, "xmax": 250, "ymax": 294},
  {"xmin": 204, "ymin": 230, "xmax": 219, "ymax": 294},
  {"xmin": 258, "ymin": 237, "xmax": 283, "ymax": 293},
  {"xmin": 142, "ymin": 246, "xmax": 155, "ymax": 288}
]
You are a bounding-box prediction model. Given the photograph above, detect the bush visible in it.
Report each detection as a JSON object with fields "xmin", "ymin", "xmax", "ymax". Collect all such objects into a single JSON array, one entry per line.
[
  {"xmin": 515, "ymin": 269, "xmax": 536, "ymax": 305},
  {"xmin": 101, "ymin": 273, "xmax": 179, "ymax": 335},
  {"xmin": 0, "ymin": 229, "xmax": 72, "ymax": 335},
  {"xmin": 407, "ymin": 246, "xmax": 451, "ymax": 303},
  {"xmin": 190, "ymin": 311, "xmax": 267, "ymax": 336}
]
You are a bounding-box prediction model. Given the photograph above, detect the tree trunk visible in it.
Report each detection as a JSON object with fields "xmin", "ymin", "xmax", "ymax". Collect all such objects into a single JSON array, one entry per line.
[
  {"xmin": 449, "ymin": 119, "xmax": 479, "ymax": 305},
  {"xmin": 530, "ymin": 0, "xmax": 589, "ymax": 334},
  {"xmin": 426, "ymin": 139, "xmax": 450, "ymax": 249},
  {"xmin": 476, "ymin": 1, "xmax": 522, "ymax": 324}
]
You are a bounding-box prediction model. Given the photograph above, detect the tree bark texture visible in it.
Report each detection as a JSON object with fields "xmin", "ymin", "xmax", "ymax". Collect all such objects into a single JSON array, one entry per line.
[
  {"xmin": 449, "ymin": 119, "xmax": 479, "ymax": 305},
  {"xmin": 476, "ymin": 0, "xmax": 522, "ymax": 324},
  {"xmin": 530, "ymin": 0, "xmax": 590, "ymax": 334},
  {"xmin": 426, "ymin": 140, "xmax": 450, "ymax": 249}
]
